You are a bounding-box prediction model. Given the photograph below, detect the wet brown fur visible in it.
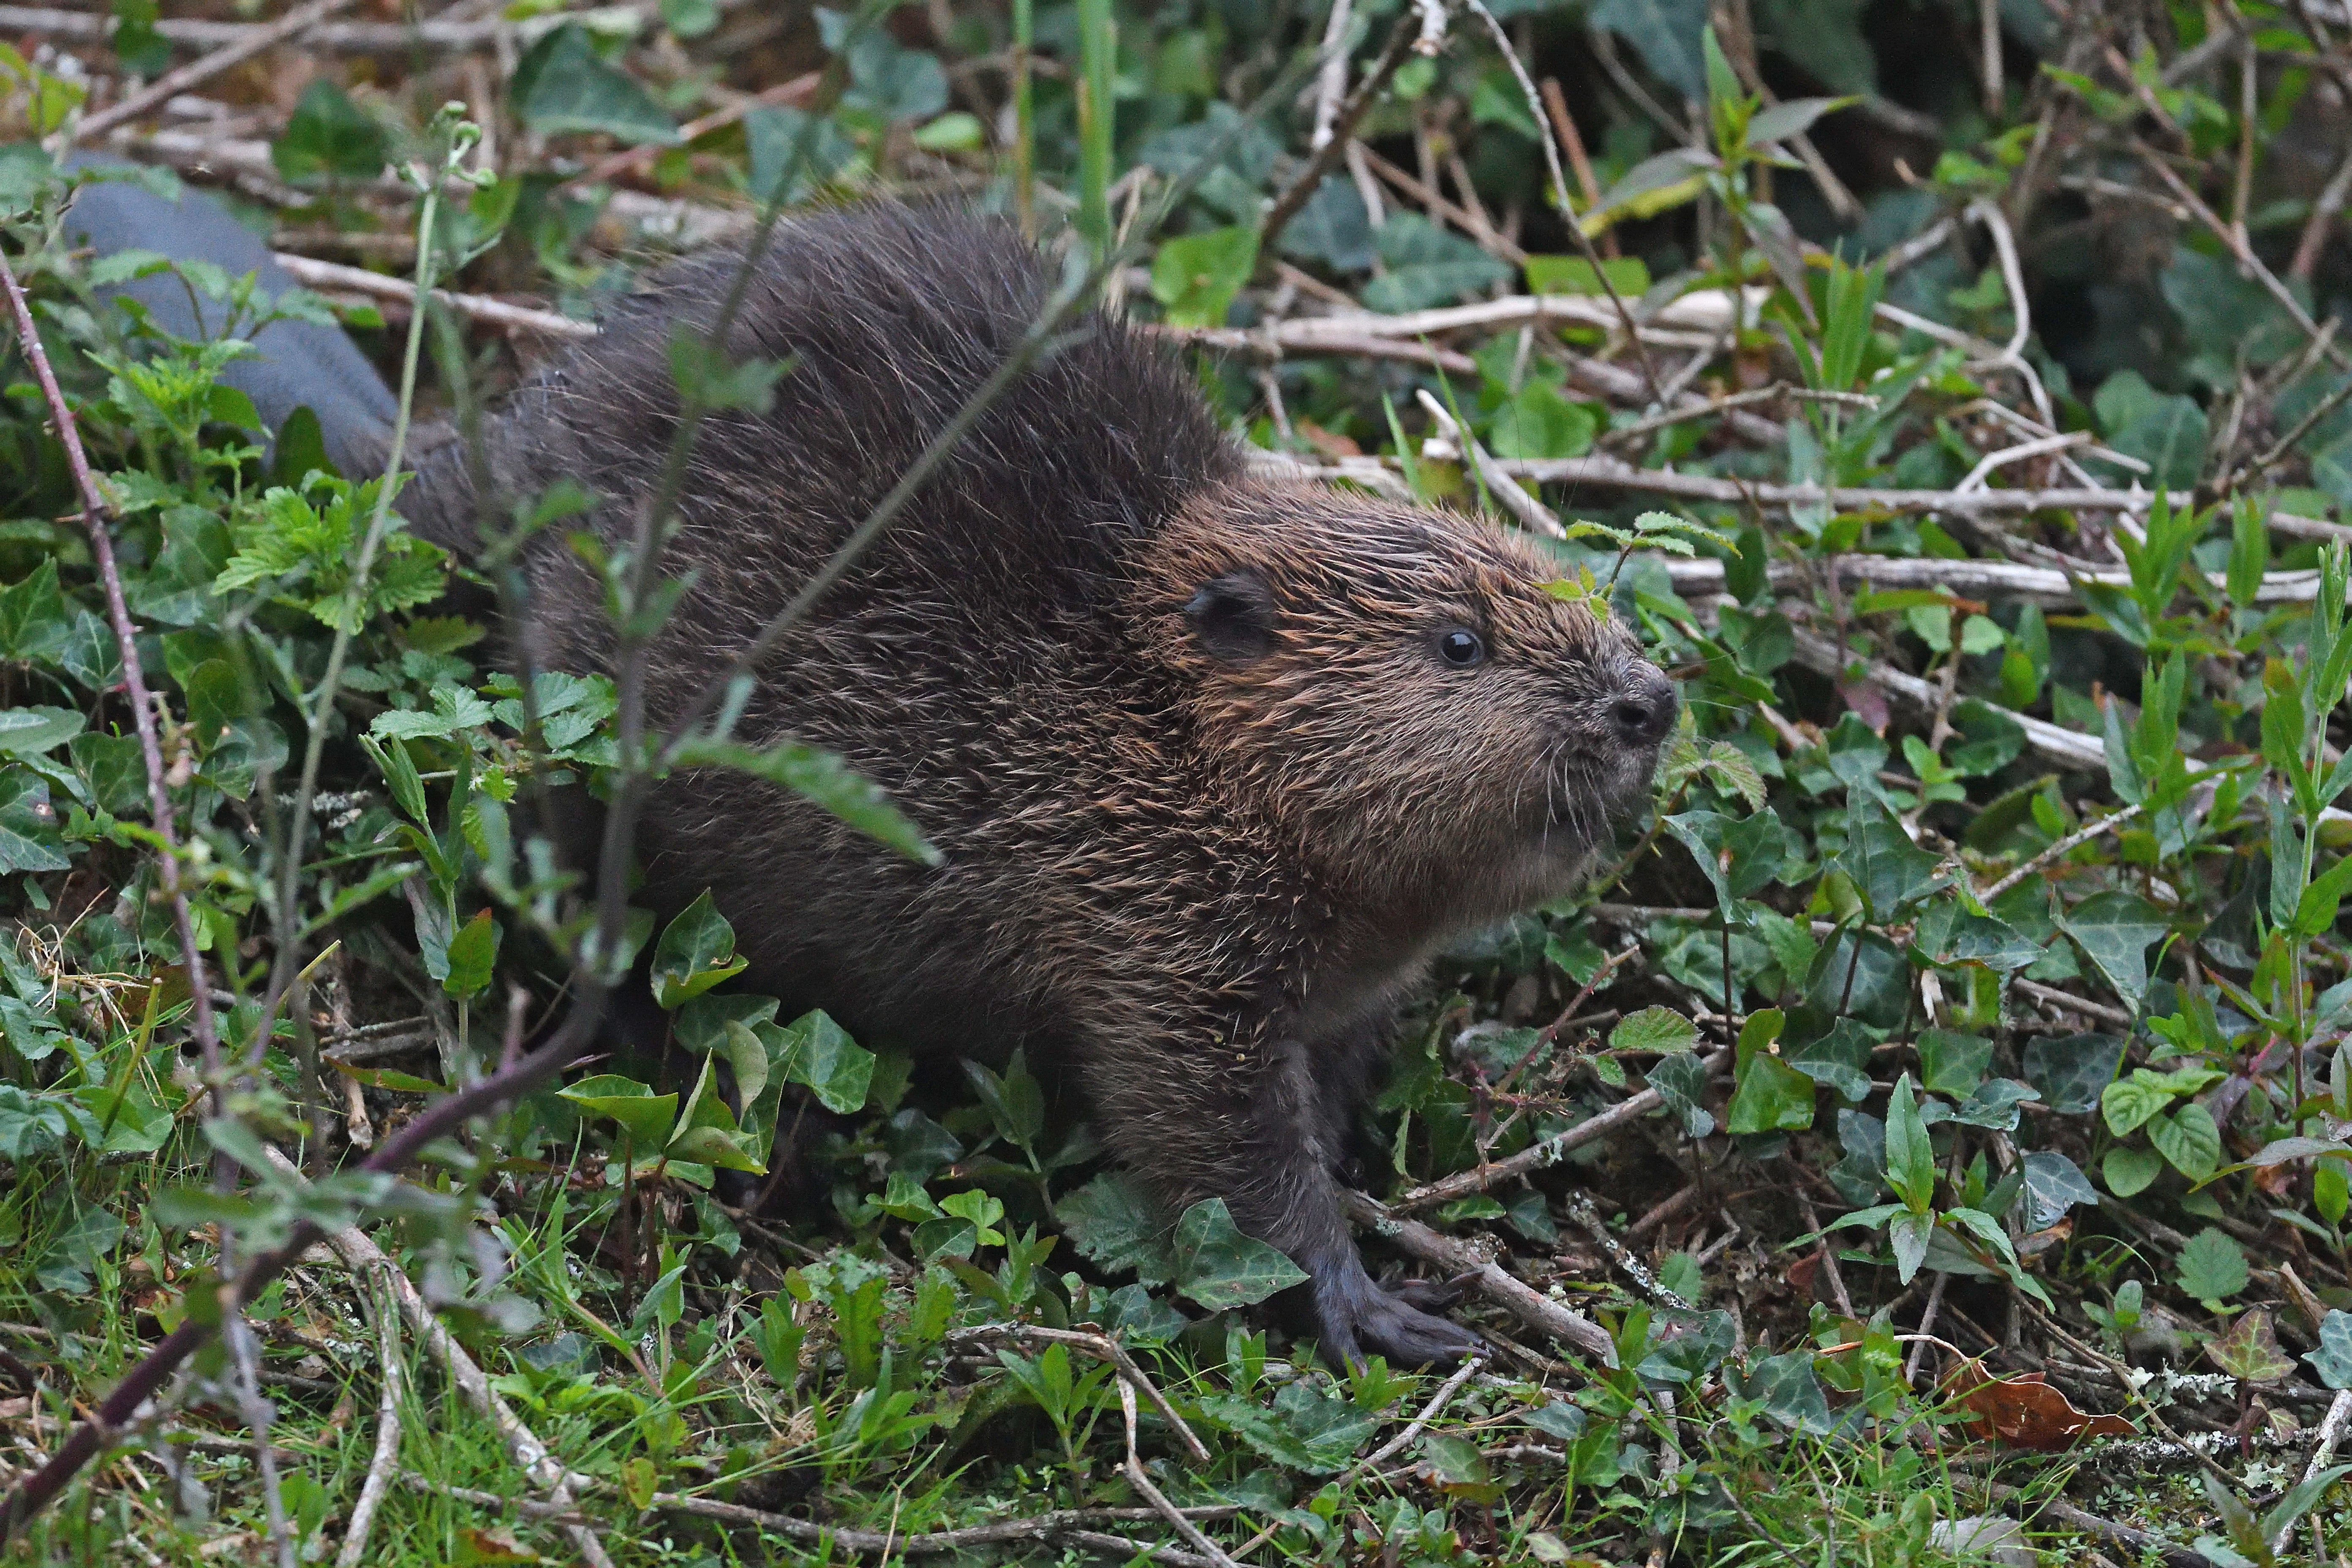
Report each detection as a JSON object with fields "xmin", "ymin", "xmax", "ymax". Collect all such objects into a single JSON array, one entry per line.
[{"xmin": 400, "ymin": 204, "xmax": 1674, "ymax": 1364}]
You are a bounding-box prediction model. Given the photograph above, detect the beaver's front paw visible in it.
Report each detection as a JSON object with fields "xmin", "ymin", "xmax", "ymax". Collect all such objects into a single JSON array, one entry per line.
[{"xmin": 1312, "ymin": 1255, "xmax": 1482, "ymax": 1369}]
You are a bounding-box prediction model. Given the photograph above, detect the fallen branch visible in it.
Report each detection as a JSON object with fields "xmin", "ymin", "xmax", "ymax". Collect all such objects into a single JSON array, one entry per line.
[
  {"xmin": 258, "ymin": 1150, "xmax": 614, "ymax": 1568},
  {"xmin": 73, "ymin": 0, "xmax": 368, "ymax": 145},
  {"xmin": 1389, "ymin": 1049, "xmax": 1730, "ymax": 1215},
  {"xmin": 1978, "ymin": 802, "xmax": 2148, "ymax": 902},
  {"xmin": 269, "ymin": 253, "xmax": 595, "ymax": 339},
  {"xmin": 332, "ymin": 1266, "xmax": 403, "ymax": 1568},
  {"xmin": 1342, "ymin": 1189, "xmax": 1616, "ymax": 1362}
]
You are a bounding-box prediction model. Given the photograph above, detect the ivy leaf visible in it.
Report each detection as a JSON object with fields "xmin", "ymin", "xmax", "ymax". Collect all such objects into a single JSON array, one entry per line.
[
  {"xmin": 1362, "ymin": 213, "xmax": 1511, "ymax": 313},
  {"xmin": 0, "ymin": 708, "xmax": 84, "ymax": 756},
  {"xmin": 2061, "ymin": 892, "xmax": 2170, "ymax": 1011},
  {"xmin": 2020, "ymin": 1151, "xmax": 2099, "ymax": 1230},
  {"xmin": 650, "ymin": 890, "xmax": 749, "ymax": 1010},
  {"xmin": 2207, "ymin": 1307, "xmax": 2294, "ymax": 1384},
  {"xmin": 2307, "ymin": 1310, "xmax": 2352, "ymax": 1390},
  {"xmin": 776, "ymin": 1009, "xmax": 874, "ymax": 1114},
  {"xmin": 2021, "ymin": 1033, "xmax": 2125, "ymax": 1116},
  {"xmin": 1724, "ymin": 1049, "xmax": 1815, "ymax": 1135},
  {"xmin": 1171, "ymin": 1197, "xmax": 1307, "ymax": 1310},
  {"xmin": 272, "ymin": 79, "xmax": 386, "ymax": 183},
  {"xmin": 512, "ymin": 25, "xmax": 678, "ymax": 145},
  {"xmin": 1916, "ymin": 1029, "xmax": 1992, "ymax": 1098},
  {"xmin": 557, "ymin": 1075, "xmax": 678, "ymax": 1150},
  {"xmin": 1202, "ymin": 1383, "xmax": 1378, "ymax": 1473}
]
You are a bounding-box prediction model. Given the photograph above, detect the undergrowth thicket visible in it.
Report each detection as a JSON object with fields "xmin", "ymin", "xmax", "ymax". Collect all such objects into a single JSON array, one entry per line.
[{"xmin": 5, "ymin": 1, "xmax": 2352, "ymax": 1565}]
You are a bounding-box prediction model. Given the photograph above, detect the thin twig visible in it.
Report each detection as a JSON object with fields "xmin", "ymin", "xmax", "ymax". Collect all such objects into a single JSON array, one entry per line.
[
  {"xmin": 1979, "ymin": 803, "xmax": 2147, "ymax": 903},
  {"xmin": 942, "ymin": 1324, "xmax": 1209, "ymax": 1462},
  {"xmin": 0, "ymin": 248, "xmax": 224, "ymax": 1095},
  {"xmin": 223, "ymin": 1317, "xmax": 297, "ymax": 1568},
  {"xmin": 1261, "ymin": 13, "xmax": 1419, "ymax": 247},
  {"xmin": 1415, "ymin": 389, "xmax": 1565, "ymax": 538},
  {"xmin": 2133, "ymin": 141, "xmax": 2351, "ymax": 373},
  {"xmin": 258, "ymin": 1149, "xmax": 614, "ymax": 1567},
  {"xmin": 1339, "ymin": 1355, "xmax": 1485, "ymax": 1482},
  {"xmin": 269, "ymin": 253, "xmax": 594, "ymax": 340},
  {"xmin": 1462, "ymin": 0, "xmax": 1661, "ymax": 402},
  {"xmin": 2275, "ymin": 1388, "xmax": 2352, "ymax": 1554},
  {"xmin": 334, "ymin": 1266, "xmax": 403, "ymax": 1568},
  {"xmin": 1119, "ymin": 1378, "xmax": 1242, "ymax": 1568},
  {"xmin": 1391, "ymin": 1050, "xmax": 1730, "ymax": 1214},
  {"xmin": 1343, "ymin": 1189, "xmax": 1615, "ymax": 1361},
  {"xmin": 1564, "ymin": 1193, "xmax": 1689, "ymax": 1308},
  {"xmin": 71, "ymin": 0, "xmax": 366, "ymax": 144}
]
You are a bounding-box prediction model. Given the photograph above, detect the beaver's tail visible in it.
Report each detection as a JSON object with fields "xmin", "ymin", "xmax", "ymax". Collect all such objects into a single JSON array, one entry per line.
[{"xmin": 63, "ymin": 163, "xmax": 398, "ymax": 482}]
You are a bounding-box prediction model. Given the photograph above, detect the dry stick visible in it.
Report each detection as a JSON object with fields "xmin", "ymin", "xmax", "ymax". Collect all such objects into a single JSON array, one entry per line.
[
  {"xmin": 1117, "ymin": 1378, "xmax": 1242, "ymax": 1568},
  {"xmin": 269, "ymin": 253, "xmax": 594, "ymax": 340},
  {"xmin": 71, "ymin": 0, "xmax": 367, "ymax": 145},
  {"xmin": 2230, "ymin": 370, "xmax": 2352, "ymax": 493},
  {"xmin": 0, "ymin": 252, "xmax": 224, "ymax": 1092},
  {"xmin": 1260, "ymin": 12, "xmax": 1420, "ymax": 247},
  {"xmin": 1354, "ymin": 142, "xmax": 1531, "ymax": 264},
  {"xmin": 1626, "ymin": 1183, "xmax": 1702, "ymax": 1242},
  {"xmin": 572, "ymin": 71, "xmax": 822, "ymax": 189},
  {"xmin": 1416, "ymin": 389, "xmax": 1565, "ymax": 539},
  {"xmin": 1153, "ymin": 322, "xmax": 1477, "ymax": 375},
  {"xmin": 1903, "ymin": 1271, "xmax": 1949, "ymax": 1385},
  {"xmin": 257, "ymin": 1148, "xmax": 615, "ymax": 1568},
  {"xmin": 1538, "ymin": 78, "xmax": 1610, "ymax": 256},
  {"xmin": 2290, "ymin": 135, "xmax": 2352, "ymax": 281},
  {"xmin": 1391, "ymin": 1048, "xmax": 1729, "ymax": 1216},
  {"xmin": 1338, "ymin": 1355, "xmax": 1485, "ymax": 1482},
  {"xmin": 1563, "ymin": 1193, "xmax": 1689, "ymax": 1309},
  {"xmin": 1343, "ymin": 1190, "xmax": 1616, "ymax": 1361},
  {"xmin": 2273, "ymin": 1387, "xmax": 2352, "ymax": 1555},
  {"xmin": 2134, "ymin": 141, "xmax": 2352, "ymax": 373},
  {"xmin": 1977, "ymin": 802, "xmax": 2147, "ymax": 903},
  {"xmin": 1462, "ymin": 0, "xmax": 1661, "ymax": 405},
  {"xmin": 223, "ymin": 1317, "xmax": 297, "ymax": 1568},
  {"xmin": 0, "ymin": 997, "xmax": 606, "ymax": 1542},
  {"xmin": 1308, "ymin": 0, "xmax": 1357, "ymax": 151},
  {"xmin": 334, "ymin": 1266, "xmax": 403, "ymax": 1568}
]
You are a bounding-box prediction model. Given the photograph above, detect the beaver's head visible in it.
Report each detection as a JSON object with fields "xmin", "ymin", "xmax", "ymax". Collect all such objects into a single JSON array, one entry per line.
[{"xmin": 1141, "ymin": 481, "xmax": 1676, "ymax": 928}]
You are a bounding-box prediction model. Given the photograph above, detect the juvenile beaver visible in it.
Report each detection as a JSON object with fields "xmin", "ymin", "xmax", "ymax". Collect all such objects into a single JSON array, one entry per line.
[{"xmin": 89, "ymin": 192, "xmax": 1677, "ymax": 1364}]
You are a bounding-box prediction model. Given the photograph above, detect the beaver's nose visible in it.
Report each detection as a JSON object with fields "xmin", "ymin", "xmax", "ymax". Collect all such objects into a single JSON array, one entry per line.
[{"xmin": 1608, "ymin": 663, "xmax": 1678, "ymax": 747}]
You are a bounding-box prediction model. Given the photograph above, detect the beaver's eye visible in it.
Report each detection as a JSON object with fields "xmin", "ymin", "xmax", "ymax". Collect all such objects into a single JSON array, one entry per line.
[{"xmin": 1438, "ymin": 628, "xmax": 1486, "ymax": 667}]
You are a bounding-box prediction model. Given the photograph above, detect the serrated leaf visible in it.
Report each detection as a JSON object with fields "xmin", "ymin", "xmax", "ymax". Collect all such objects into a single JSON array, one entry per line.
[
  {"xmin": 1056, "ymin": 1171, "xmax": 1178, "ymax": 1286},
  {"xmin": 1610, "ymin": 1005, "xmax": 1698, "ymax": 1055},
  {"xmin": 2176, "ymin": 1227, "xmax": 2249, "ymax": 1307}
]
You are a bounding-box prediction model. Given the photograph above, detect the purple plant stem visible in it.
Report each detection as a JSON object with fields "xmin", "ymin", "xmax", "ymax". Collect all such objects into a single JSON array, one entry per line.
[
  {"xmin": 0, "ymin": 246, "xmax": 224, "ymax": 1085},
  {"xmin": 0, "ymin": 991, "xmax": 606, "ymax": 1541}
]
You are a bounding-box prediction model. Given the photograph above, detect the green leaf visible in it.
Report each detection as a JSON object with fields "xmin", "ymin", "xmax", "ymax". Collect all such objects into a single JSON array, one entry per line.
[
  {"xmin": 2148, "ymin": 1103, "xmax": 2222, "ymax": 1182},
  {"xmin": 670, "ymin": 737, "xmax": 938, "ymax": 865},
  {"xmin": 512, "ymin": 24, "xmax": 678, "ymax": 145},
  {"xmin": 2175, "ymin": 1227, "xmax": 2249, "ymax": 1308},
  {"xmin": 1523, "ymin": 256, "xmax": 1650, "ymax": 297},
  {"xmin": 2208, "ymin": 1307, "xmax": 2294, "ymax": 1383},
  {"xmin": 1887, "ymin": 1207, "xmax": 1935, "ymax": 1283},
  {"xmin": 1151, "ymin": 225, "xmax": 1259, "ymax": 329},
  {"xmin": 2102, "ymin": 1144, "xmax": 2164, "ymax": 1198},
  {"xmin": 1744, "ymin": 96, "xmax": 1853, "ymax": 147},
  {"xmin": 2101, "ymin": 1072, "xmax": 2175, "ymax": 1138},
  {"xmin": 0, "ymin": 771, "xmax": 64, "ymax": 874},
  {"xmin": 1609, "ymin": 1005, "xmax": 1698, "ymax": 1055},
  {"xmin": 2306, "ymin": 1310, "xmax": 2352, "ymax": 1389},
  {"xmin": 2061, "ymin": 892, "xmax": 2169, "ymax": 1011},
  {"xmin": 1839, "ymin": 797, "xmax": 1946, "ymax": 917},
  {"xmin": 0, "ymin": 707, "xmax": 84, "ymax": 756},
  {"xmin": 1487, "ymin": 381, "xmax": 1596, "ymax": 461},
  {"xmin": 776, "ymin": 1009, "xmax": 874, "ymax": 1114},
  {"xmin": 1916, "ymin": 1029, "xmax": 1991, "ymax": 1098},
  {"xmin": 1362, "ymin": 213, "xmax": 1511, "ymax": 313},
  {"xmin": 1592, "ymin": 0, "xmax": 1709, "ymax": 100},
  {"xmin": 271, "ymin": 79, "xmax": 386, "ymax": 182},
  {"xmin": 2020, "ymin": 1032, "xmax": 2124, "ymax": 1115},
  {"xmin": 649, "ymin": 890, "xmax": 748, "ymax": 1010},
  {"xmin": 442, "ymin": 909, "xmax": 499, "ymax": 1002},
  {"xmin": 2020, "ymin": 1151, "xmax": 2099, "ymax": 1230},
  {"xmin": 1203, "ymin": 1382, "xmax": 1379, "ymax": 1473},
  {"xmin": 1171, "ymin": 1197, "xmax": 1308, "ymax": 1310},
  {"xmin": 1056, "ymin": 1171, "xmax": 1177, "ymax": 1286},
  {"xmin": 1725, "ymin": 1049, "xmax": 1815, "ymax": 1135},
  {"xmin": 0, "ymin": 560, "xmax": 69, "ymax": 662},
  {"xmin": 557, "ymin": 1075, "xmax": 678, "ymax": 1150},
  {"xmin": 1882, "ymin": 1074, "xmax": 1934, "ymax": 1212}
]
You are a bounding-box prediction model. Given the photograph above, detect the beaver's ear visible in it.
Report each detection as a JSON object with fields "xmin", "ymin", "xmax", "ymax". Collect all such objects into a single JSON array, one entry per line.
[{"xmin": 1184, "ymin": 569, "xmax": 1276, "ymax": 663}]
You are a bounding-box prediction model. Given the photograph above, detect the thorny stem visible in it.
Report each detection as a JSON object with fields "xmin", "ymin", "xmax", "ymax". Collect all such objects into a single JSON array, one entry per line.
[{"xmin": 0, "ymin": 248, "xmax": 224, "ymax": 1096}]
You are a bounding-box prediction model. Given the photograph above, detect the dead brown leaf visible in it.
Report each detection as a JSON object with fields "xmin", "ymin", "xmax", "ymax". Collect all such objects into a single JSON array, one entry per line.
[{"xmin": 1944, "ymin": 1361, "xmax": 2135, "ymax": 1450}]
